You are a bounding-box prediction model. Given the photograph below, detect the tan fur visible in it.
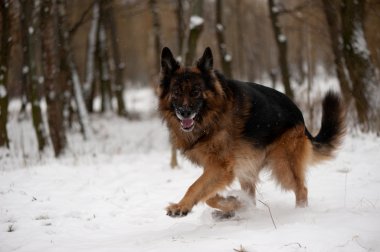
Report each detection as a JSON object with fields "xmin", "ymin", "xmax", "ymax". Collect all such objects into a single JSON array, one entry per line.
[
  {"xmin": 163, "ymin": 84, "xmax": 312, "ymax": 214},
  {"xmin": 165, "ymin": 123, "xmax": 314, "ymax": 215},
  {"xmin": 265, "ymin": 125, "xmax": 312, "ymax": 207},
  {"xmin": 160, "ymin": 67, "xmax": 340, "ymax": 216}
]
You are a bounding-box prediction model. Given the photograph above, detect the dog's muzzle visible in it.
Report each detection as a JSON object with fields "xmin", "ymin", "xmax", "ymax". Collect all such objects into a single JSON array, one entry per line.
[{"xmin": 175, "ymin": 108, "xmax": 197, "ymax": 132}]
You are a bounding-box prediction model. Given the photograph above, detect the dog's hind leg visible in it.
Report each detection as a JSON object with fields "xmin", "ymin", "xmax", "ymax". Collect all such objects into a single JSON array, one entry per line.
[
  {"xmin": 239, "ymin": 179, "xmax": 257, "ymax": 205},
  {"xmin": 269, "ymin": 154, "xmax": 309, "ymax": 207},
  {"xmin": 267, "ymin": 126, "xmax": 311, "ymax": 207}
]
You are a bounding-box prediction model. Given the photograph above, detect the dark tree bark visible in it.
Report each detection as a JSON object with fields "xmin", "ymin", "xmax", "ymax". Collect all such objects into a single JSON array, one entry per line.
[
  {"xmin": 341, "ymin": 0, "xmax": 379, "ymax": 131},
  {"xmin": 176, "ymin": 0, "xmax": 185, "ymax": 60},
  {"xmin": 215, "ymin": 0, "xmax": 232, "ymax": 78},
  {"xmin": 0, "ymin": 0, "xmax": 11, "ymax": 148},
  {"xmin": 41, "ymin": 0, "xmax": 67, "ymax": 157},
  {"xmin": 20, "ymin": 0, "xmax": 48, "ymax": 152},
  {"xmin": 268, "ymin": 0, "xmax": 294, "ymax": 99},
  {"xmin": 19, "ymin": 3, "xmax": 30, "ymax": 120},
  {"xmin": 234, "ymin": 0, "xmax": 245, "ymax": 79},
  {"xmin": 105, "ymin": 0, "xmax": 127, "ymax": 116},
  {"xmin": 184, "ymin": 0, "xmax": 204, "ymax": 66},
  {"xmin": 57, "ymin": 0, "xmax": 92, "ymax": 139},
  {"xmin": 96, "ymin": 0, "xmax": 112, "ymax": 113},
  {"xmin": 170, "ymin": 0, "xmax": 188, "ymax": 168},
  {"xmin": 322, "ymin": 0, "xmax": 352, "ymax": 104},
  {"xmin": 84, "ymin": 0, "xmax": 100, "ymax": 113},
  {"xmin": 97, "ymin": 23, "xmax": 112, "ymax": 113},
  {"xmin": 149, "ymin": 0, "xmax": 162, "ymax": 72}
]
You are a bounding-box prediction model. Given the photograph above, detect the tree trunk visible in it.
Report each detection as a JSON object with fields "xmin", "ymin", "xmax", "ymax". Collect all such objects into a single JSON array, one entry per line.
[
  {"xmin": 215, "ymin": 0, "xmax": 232, "ymax": 78},
  {"xmin": 0, "ymin": 0, "xmax": 11, "ymax": 148},
  {"xmin": 41, "ymin": 0, "xmax": 67, "ymax": 157},
  {"xmin": 84, "ymin": 0, "xmax": 100, "ymax": 113},
  {"xmin": 20, "ymin": 0, "xmax": 48, "ymax": 152},
  {"xmin": 105, "ymin": 0, "xmax": 127, "ymax": 117},
  {"xmin": 321, "ymin": 0, "xmax": 352, "ymax": 104},
  {"xmin": 268, "ymin": 0, "xmax": 294, "ymax": 99},
  {"xmin": 57, "ymin": 0, "xmax": 92, "ymax": 139},
  {"xmin": 97, "ymin": 23, "xmax": 112, "ymax": 113},
  {"xmin": 149, "ymin": 0, "xmax": 162, "ymax": 72},
  {"xmin": 19, "ymin": 2, "xmax": 30, "ymax": 120},
  {"xmin": 341, "ymin": 0, "xmax": 379, "ymax": 131},
  {"xmin": 234, "ymin": 0, "xmax": 245, "ymax": 79},
  {"xmin": 176, "ymin": 0, "xmax": 185, "ymax": 61},
  {"xmin": 184, "ymin": 0, "xmax": 204, "ymax": 66},
  {"xmin": 170, "ymin": 0, "xmax": 188, "ymax": 168}
]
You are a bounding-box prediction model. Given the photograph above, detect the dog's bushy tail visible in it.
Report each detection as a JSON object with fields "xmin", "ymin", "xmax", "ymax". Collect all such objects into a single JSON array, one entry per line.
[{"xmin": 306, "ymin": 91, "xmax": 346, "ymax": 163}]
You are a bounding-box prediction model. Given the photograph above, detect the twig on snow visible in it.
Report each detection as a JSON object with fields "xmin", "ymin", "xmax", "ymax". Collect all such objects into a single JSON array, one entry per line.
[
  {"xmin": 233, "ymin": 244, "xmax": 247, "ymax": 252},
  {"xmin": 258, "ymin": 200, "xmax": 277, "ymax": 230}
]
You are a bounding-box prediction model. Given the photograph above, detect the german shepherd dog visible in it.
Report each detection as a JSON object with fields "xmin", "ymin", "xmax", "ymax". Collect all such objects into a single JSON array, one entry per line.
[{"xmin": 158, "ymin": 47, "xmax": 345, "ymax": 218}]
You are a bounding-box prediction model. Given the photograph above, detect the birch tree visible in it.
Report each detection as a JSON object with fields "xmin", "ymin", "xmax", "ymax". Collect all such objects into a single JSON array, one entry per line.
[{"xmin": 57, "ymin": 0, "xmax": 92, "ymax": 139}]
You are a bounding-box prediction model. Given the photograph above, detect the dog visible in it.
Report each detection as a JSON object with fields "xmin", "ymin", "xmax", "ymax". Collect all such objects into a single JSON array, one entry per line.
[{"xmin": 157, "ymin": 47, "xmax": 345, "ymax": 218}]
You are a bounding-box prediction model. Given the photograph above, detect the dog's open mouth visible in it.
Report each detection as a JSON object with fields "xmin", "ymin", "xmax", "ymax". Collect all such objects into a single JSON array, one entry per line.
[
  {"xmin": 176, "ymin": 111, "xmax": 196, "ymax": 132},
  {"xmin": 180, "ymin": 118, "xmax": 195, "ymax": 132}
]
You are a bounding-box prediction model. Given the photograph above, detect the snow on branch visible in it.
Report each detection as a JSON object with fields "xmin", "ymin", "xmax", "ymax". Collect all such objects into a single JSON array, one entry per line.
[{"xmin": 190, "ymin": 15, "xmax": 204, "ymax": 30}]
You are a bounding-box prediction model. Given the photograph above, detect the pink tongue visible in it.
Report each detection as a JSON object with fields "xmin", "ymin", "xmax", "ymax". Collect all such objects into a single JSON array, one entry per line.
[{"xmin": 181, "ymin": 118, "xmax": 194, "ymax": 128}]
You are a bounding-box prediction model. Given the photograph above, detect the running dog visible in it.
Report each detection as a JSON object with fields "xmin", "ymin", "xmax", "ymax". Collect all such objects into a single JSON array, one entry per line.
[{"xmin": 157, "ymin": 47, "xmax": 345, "ymax": 217}]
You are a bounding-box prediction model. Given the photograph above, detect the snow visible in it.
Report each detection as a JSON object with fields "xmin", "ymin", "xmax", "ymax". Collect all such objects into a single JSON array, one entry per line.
[
  {"xmin": 0, "ymin": 85, "xmax": 7, "ymax": 98},
  {"xmin": 216, "ymin": 23, "xmax": 224, "ymax": 32},
  {"xmin": 224, "ymin": 54, "xmax": 232, "ymax": 62},
  {"xmin": 22, "ymin": 66, "xmax": 29, "ymax": 74},
  {"xmin": 352, "ymin": 23, "xmax": 370, "ymax": 57},
  {"xmin": 189, "ymin": 16, "xmax": 204, "ymax": 30},
  {"xmin": 28, "ymin": 27, "xmax": 34, "ymax": 35},
  {"xmin": 38, "ymin": 76, "xmax": 44, "ymax": 85},
  {"xmin": 271, "ymin": 6, "xmax": 279, "ymax": 14},
  {"xmin": 1, "ymin": 88, "xmax": 380, "ymax": 252},
  {"xmin": 48, "ymin": 91, "xmax": 55, "ymax": 100},
  {"xmin": 278, "ymin": 34, "xmax": 287, "ymax": 43}
]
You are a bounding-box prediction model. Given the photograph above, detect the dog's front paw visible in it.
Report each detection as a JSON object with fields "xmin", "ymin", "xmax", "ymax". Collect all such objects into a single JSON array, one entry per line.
[
  {"xmin": 211, "ymin": 210, "xmax": 235, "ymax": 220},
  {"xmin": 166, "ymin": 203, "xmax": 191, "ymax": 217}
]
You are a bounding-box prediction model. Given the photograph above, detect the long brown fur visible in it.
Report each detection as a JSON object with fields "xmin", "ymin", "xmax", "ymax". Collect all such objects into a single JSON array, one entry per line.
[{"xmin": 158, "ymin": 47, "xmax": 346, "ymax": 217}]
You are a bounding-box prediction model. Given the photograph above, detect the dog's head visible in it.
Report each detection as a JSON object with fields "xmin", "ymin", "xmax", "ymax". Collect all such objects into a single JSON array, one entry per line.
[{"xmin": 158, "ymin": 47, "xmax": 225, "ymax": 133}]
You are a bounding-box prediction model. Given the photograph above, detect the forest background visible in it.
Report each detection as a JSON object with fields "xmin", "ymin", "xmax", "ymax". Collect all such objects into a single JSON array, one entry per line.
[{"xmin": 0, "ymin": 0, "xmax": 379, "ymax": 158}]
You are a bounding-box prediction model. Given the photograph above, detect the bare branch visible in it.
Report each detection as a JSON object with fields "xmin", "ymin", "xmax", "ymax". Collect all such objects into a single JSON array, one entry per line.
[
  {"xmin": 258, "ymin": 200, "xmax": 277, "ymax": 230},
  {"xmin": 69, "ymin": 1, "xmax": 95, "ymax": 36}
]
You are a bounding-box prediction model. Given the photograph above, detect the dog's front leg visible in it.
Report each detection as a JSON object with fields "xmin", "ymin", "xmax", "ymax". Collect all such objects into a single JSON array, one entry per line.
[{"xmin": 166, "ymin": 163, "xmax": 234, "ymax": 217}]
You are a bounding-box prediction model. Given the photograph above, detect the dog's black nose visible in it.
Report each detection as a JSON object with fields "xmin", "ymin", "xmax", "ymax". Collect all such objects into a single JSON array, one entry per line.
[{"xmin": 178, "ymin": 107, "xmax": 192, "ymax": 118}]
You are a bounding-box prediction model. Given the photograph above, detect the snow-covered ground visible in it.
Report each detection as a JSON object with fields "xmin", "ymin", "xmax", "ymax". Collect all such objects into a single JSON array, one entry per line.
[{"xmin": 1, "ymin": 88, "xmax": 380, "ymax": 252}]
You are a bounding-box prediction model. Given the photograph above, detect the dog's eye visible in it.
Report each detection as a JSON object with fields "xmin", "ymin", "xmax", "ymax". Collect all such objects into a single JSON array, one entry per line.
[
  {"xmin": 172, "ymin": 89, "xmax": 181, "ymax": 98},
  {"xmin": 191, "ymin": 89, "xmax": 201, "ymax": 98}
]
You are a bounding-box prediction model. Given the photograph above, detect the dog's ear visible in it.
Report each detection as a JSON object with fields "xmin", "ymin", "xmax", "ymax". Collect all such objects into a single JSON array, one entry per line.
[
  {"xmin": 196, "ymin": 47, "xmax": 213, "ymax": 72},
  {"xmin": 161, "ymin": 47, "xmax": 179, "ymax": 75}
]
